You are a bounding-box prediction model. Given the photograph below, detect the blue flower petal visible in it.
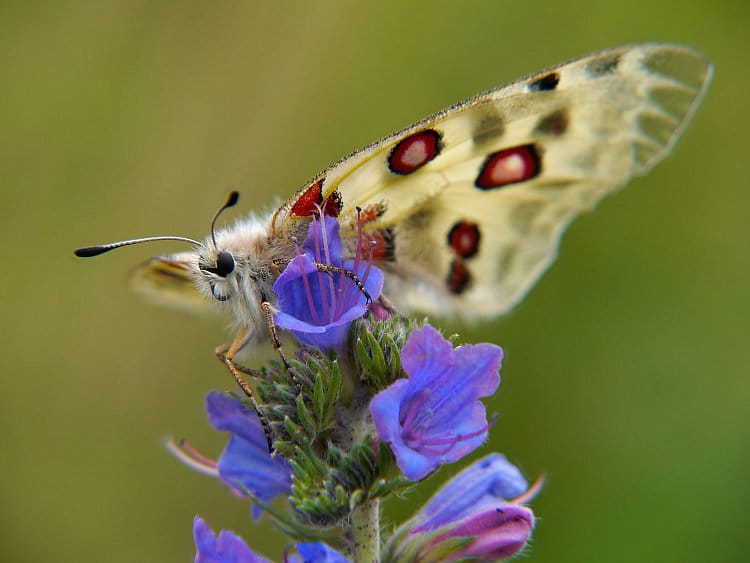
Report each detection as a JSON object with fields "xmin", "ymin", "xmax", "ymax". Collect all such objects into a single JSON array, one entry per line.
[
  {"xmin": 302, "ymin": 216, "xmax": 342, "ymax": 264},
  {"xmin": 370, "ymin": 325, "xmax": 502, "ymax": 481},
  {"xmin": 272, "ymin": 218, "xmax": 383, "ymax": 352},
  {"xmin": 400, "ymin": 325, "xmax": 454, "ymax": 386},
  {"xmin": 295, "ymin": 542, "xmax": 350, "ymax": 563},
  {"xmin": 193, "ymin": 516, "xmax": 270, "ymax": 563},
  {"xmin": 371, "ymin": 379, "xmax": 439, "ymax": 480},
  {"xmin": 411, "ymin": 453, "xmax": 529, "ymax": 533},
  {"xmin": 274, "ymin": 311, "xmax": 328, "ymax": 335},
  {"xmin": 206, "ymin": 393, "xmax": 292, "ymax": 515},
  {"xmin": 435, "ymin": 402, "xmax": 489, "ymax": 464}
]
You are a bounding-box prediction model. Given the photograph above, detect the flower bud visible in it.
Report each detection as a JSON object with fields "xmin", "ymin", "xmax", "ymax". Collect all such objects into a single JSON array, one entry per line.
[{"xmin": 425, "ymin": 504, "xmax": 534, "ymax": 561}]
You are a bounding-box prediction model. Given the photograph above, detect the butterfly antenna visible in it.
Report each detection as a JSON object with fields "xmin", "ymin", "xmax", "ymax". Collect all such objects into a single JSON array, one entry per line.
[
  {"xmin": 74, "ymin": 235, "xmax": 202, "ymax": 258},
  {"xmin": 210, "ymin": 191, "xmax": 240, "ymax": 249}
]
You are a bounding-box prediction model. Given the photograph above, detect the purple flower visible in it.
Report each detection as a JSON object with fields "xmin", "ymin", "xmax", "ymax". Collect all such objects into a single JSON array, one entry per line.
[
  {"xmin": 407, "ymin": 455, "xmax": 538, "ymax": 561},
  {"xmin": 273, "ymin": 215, "xmax": 383, "ymax": 351},
  {"xmin": 193, "ymin": 518, "xmax": 349, "ymax": 563},
  {"xmin": 410, "ymin": 453, "xmax": 530, "ymax": 533},
  {"xmin": 428, "ymin": 504, "xmax": 534, "ymax": 561},
  {"xmin": 370, "ymin": 325, "xmax": 502, "ymax": 480},
  {"xmin": 193, "ymin": 516, "xmax": 270, "ymax": 563},
  {"xmin": 170, "ymin": 393, "xmax": 292, "ymax": 519},
  {"xmin": 290, "ymin": 542, "xmax": 350, "ymax": 563}
]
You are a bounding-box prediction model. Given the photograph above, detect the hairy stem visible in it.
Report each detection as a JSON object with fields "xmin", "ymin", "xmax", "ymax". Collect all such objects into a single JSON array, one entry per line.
[{"xmin": 351, "ymin": 499, "xmax": 380, "ymax": 562}]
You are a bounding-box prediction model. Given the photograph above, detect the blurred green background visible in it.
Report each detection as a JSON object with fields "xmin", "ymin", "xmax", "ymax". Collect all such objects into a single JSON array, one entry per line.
[{"xmin": 1, "ymin": 1, "xmax": 748, "ymax": 561}]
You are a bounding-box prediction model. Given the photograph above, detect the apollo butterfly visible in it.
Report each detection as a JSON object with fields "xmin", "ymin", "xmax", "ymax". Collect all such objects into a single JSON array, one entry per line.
[{"xmin": 76, "ymin": 43, "xmax": 712, "ymax": 365}]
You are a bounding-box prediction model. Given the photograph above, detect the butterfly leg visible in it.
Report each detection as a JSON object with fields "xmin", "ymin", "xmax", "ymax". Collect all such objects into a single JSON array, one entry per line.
[
  {"xmin": 273, "ymin": 258, "xmax": 372, "ymax": 303},
  {"xmin": 313, "ymin": 263, "xmax": 372, "ymax": 303},
  {"xmin": 259, "ymin": 301, "xmax": 303, "ymax": 392},
  {"xmin": 215, "ymin": 327, "xmax": 274, "ymax": 452}
]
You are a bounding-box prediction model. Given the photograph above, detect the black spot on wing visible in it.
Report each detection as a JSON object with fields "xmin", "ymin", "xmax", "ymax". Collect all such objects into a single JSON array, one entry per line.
[
  {"xmin": 535, "ymin": 109, "xmax": 568, "ymax": 136},
  {"xmin": 528, "ymin": 72, "xmax": 560, "ymax": 92},
  {"xmin": 472, "ymin": 111, "xmax": 505, "ymax": 145},
  {"xmin": 586, "ymin": 54, "xmax": 621, "ymax": 77}
]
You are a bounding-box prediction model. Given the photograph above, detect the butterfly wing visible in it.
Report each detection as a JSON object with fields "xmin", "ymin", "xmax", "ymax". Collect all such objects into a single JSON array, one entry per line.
[
  {"xmin": 275, "ymin": 43, "xmax": 712, "ymax": 317},
  {"xmin": 129, "ymin": 252, "xmax": 217, "ymax": 316}
]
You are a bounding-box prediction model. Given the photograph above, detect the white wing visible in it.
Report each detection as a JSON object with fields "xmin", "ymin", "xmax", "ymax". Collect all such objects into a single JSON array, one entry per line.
[
  {"xmin": 129, "ymin": 252, "xmax": 217, "ymax": 316},
  {"xmin": 276, "ymin": 43, "xmax": 712, "ymax": 317}
]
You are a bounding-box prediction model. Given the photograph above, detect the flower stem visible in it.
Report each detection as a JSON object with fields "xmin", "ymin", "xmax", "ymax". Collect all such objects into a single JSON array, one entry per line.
[{"xmin": 351, "ymin": 499, "xmax": 380, "ymax": 562}]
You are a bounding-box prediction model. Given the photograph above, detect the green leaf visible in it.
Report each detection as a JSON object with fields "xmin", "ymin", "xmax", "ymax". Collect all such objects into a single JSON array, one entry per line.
[
  {"xmin": 284, "ymin": 415, "xmax": 306, "ymax": 444},
  {"xmin": 272, "ymin": 440, "xmax": 295, "ymax": 458},
  {"xmin": 334, "ymin": 484, "xmax": 347, "ymax": 506},
  {"xmin": 348, "ymin": 488, "xmax": 364, "ymax": 511},
  {"xmin": 296, "ymin": 394, "xmax": 316, "ymax": 436}
]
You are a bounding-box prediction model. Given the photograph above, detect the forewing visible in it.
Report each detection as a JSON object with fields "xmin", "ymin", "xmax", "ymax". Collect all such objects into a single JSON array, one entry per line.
[
  {"xmin": 275, "ymin": 44, "xmax": 712, "ymax": 318},
  {"xmin": 130, "ymin": 252, "xmax": 216, "ymax": 315}
]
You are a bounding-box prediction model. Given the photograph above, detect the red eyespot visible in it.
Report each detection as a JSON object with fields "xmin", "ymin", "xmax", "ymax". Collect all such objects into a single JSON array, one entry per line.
[
  {"xmin": 475, "ymin": 145, "xmax": 540, "ymax": 189},
  {"xmin": 447, "ymin": 259, "xmax": 471, "ymax": 294},
  {"xmin": 363, "ymin": 228, "xmax": 396, "ymax": 262},
  {"xmin": 291, "ymin": 180, "xmax": 323, "ymax": 217},
  {"xmin": 448, "ymin": 221, "xmax": 481, "ymax": 259},
  {"xmin": 322, "ymin": 191, "xmax": 342, "ymax": 217},
  {"xmin": 358, "ymin": 202, "xmax": 386, "ymax": 224},
  {"xmin": 291, "ymin": 182, "xmax": 342, "ymax": 217},
  {"xmin": 388, "ymin": 130, "xmax": 442, "ymax": 175}
]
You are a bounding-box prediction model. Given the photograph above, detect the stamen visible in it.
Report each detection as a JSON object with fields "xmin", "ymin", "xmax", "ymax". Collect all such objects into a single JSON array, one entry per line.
[
  {"xmin": 418, "ymin": 434, "xmax": 460, "ymax": 455},
  {"xmin": 166, "ymin": 438, "xmax": 248, "ymax": 500},
  {"xmin": 333, "ymin": 269, "xmax": 347, "ymax": 320},
  {"xmin": 399, "ymin": 390, "xmax": 430, "ymax": 431},
  {"xmin": 310, "ymin": 215, "xmax": 331, "ymax": 323},
  {"xmin": 361, "ymin": 239, "xmax": 377, "ymax": 289},
  {"xmin": 292, "ymin": 236, "xmax": 319, "ymax": 325},
  {"xmin": 166, "ymin": 438, "xmax": 219, "ymax": 476},
  {"xmin": 315, "ymin": 205, "xmax": 337, "ymax": 322},
  {"xmin": 354, "ymin": 207, "xmax": 364, "ymax": 266},
  {"xmin": 339, "ymin": 208, "xmax": 366, "ymax": 311},
  {"xmin": 401, "ymin": 402, "xmax": 493, "ymax": 455},
  {"xmin": 335, "ymin": 208, "xmax": 364, "ymax": 319},
  {"xmin": 511, "ymin": 473, "xmax": 546, "ymax": 504},
  {"xmin": 422, "ymin": 421, "xmax": 491, "ymax": 447}
]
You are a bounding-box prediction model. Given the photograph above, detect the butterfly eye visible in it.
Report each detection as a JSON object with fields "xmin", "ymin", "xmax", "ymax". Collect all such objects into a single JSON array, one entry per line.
[
  {"xmin": 202, "ymin": 251, "xmax": 236, "ymax": 277},
  {"xmin": 214, "ymin": 251, "xmax": 235, "ymax": 277}
]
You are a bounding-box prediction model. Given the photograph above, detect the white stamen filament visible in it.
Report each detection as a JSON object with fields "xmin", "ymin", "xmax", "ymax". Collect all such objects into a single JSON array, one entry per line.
[
  {"xmin": 314, "ymin": 206, "xmax": 337, "ymax": 323},
  {"xmin": 293, "ymin": 238, "xmax": 320, "ymax": 325},
  {"xmin": 311, "ymin": 216, "xmax": 331, "ymax": 323}
]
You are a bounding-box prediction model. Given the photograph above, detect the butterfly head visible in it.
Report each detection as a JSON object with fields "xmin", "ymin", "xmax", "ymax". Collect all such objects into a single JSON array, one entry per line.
[
  {"xmin": 195, "ymin": 191, "xmax": 242, "ymax": 302},
  {"xmin": 74, "ymin": 191, "xmax": 264, "ymax": 309}
]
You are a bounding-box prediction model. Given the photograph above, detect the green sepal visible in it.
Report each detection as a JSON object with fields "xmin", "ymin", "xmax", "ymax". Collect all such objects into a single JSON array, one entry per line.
[
  {"xmin": 356, "ymin": 316, "xmax": 420, "ymax": 391},
  {"xmin": 418, "ymin": 536, "xmax": 476, "ymax": 563},
  {"xmin": 236, "ymin": 485, "xmax": 347, "ymax": 550},
  {"xmin": 368, "ymin": 476, "xmax": 414, "ymax": 500},
  {"xmin": 377, "ymin": 439, "xmax": 398, "ymax": 477}
]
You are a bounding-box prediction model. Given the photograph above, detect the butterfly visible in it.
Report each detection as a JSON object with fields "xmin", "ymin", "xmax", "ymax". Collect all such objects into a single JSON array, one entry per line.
[{"xmin": 76, "ymin": 43, "xmax": 712, "ymax": 376}]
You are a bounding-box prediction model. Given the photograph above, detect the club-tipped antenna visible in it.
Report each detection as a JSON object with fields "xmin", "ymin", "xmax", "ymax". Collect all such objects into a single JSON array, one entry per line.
[
  {"xmin": 210, "ymin": 191, "xmax": 239, "ymax": 248},
  {"xmin": 74, "ymin": 235, "xmax": 202, "ymax": 258}
]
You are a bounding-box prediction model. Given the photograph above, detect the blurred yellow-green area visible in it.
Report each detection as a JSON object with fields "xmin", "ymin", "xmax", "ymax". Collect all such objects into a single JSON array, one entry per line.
[{"xmin": 1, "ymin": 1, "xmax": 748, "ymax": 561}]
